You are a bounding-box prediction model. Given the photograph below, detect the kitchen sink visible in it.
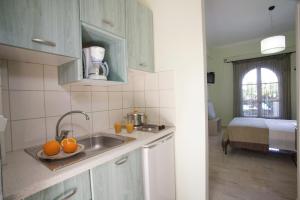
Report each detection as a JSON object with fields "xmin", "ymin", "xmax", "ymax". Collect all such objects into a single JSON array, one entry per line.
[
  {"xmin": 24, "ymin": 133, "xmax": 135, "ymax": 171},
  {"xmin": 78, "ymin": 134, "xmax": 125, "ymax": 152}
]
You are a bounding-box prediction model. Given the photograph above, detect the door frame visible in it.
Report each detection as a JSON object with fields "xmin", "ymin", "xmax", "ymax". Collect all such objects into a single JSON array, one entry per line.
[{"xmin": 296, "ymin": 2, "xmax": 300, "ymax": 200}]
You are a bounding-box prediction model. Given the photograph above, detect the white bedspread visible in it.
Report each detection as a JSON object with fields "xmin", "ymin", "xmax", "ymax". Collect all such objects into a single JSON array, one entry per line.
[
  {"xmin": 265, "ymin": 119, "xmax": 297, "ymax": 151},
  {"xmin": 229, "ymin": 117, "xmax": 297, "ymax": 151}
]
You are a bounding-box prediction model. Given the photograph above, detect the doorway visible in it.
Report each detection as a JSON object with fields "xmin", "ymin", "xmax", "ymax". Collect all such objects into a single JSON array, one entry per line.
[{"xmin": 205, "ymin": 0, "xmax": 298, "ymax": 199}]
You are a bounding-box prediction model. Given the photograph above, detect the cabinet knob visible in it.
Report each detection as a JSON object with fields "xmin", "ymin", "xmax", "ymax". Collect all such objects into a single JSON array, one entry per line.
[
  {"xmin": 102, "ymin": 19, "xmax": 114, "ymax": 27},
  {"xmin": 139, "ymin": 63, "xmax": 146, "ymax": 67},
  {"xmin": 32, "ymin": 38, "xmax": 56, "ymax": 47}
]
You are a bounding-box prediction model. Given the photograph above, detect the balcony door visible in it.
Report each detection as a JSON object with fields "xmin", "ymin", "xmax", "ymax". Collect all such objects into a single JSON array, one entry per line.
[{"xmin": 241, "ymin": 67, "xmax": 279, "ymax": 118}]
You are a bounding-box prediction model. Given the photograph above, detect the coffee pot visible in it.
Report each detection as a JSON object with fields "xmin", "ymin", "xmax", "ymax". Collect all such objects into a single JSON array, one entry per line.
[{"xmin": 82, "ymin": 46, "xmax": 109, "ymax": 80}]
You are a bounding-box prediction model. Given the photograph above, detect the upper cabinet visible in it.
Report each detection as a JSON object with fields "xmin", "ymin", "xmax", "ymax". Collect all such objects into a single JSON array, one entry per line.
[
  {"xmin": 80, "ymin": 0, "xmax": 126, "ymax": 38},
  {"xmin": 126, "ymin": 0, "xmax": 155, "ymax": 72},
  {"xmin": 0, "ymin": 0, "xmax": 80, "ymax": 59}
]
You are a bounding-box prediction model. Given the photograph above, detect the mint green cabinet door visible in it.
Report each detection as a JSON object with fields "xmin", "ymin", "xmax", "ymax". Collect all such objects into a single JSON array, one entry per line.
[
  {"xmin": 25, "ymin": 171, "xmax": 92, "ymax": 200},
  {"xmin": 91, "ymin": 160, "xmax": 114, "ymax": 200},
  {"xmin": 0, "ymin": 0, "xmax": 80, "ymax": 58},
  {"xmin": 92, "ymin": 149, "xmax": 144, "ymax": 200},
  {"xmin": 111, "ymin": 149, "xmax": 144, "ymax": 200},
  {"xmin": 126, "ymin": 0, "xmax": 154, "ymax": 72},
  {"xmin": 126, "ymin": 0, "xmax": 140, "ymax": 69},
  {"xmin": 137, "ymin": 4, "xmax": 155, "ymax": 72},
  {"xmin": 80, "ymin": 0, "xmax": 125, "ymax": 37}
]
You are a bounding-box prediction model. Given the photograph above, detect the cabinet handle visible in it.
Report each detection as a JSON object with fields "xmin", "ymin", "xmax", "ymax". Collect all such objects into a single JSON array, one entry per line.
[
  {"xmin": 56, "ymin": 188, "xmax": 77, "ymax": 200},
  {"xmin": 115, "ymin": 156, "xmax": 128, "ymax": 165},
  {"xmin": 102, "ymin": 19, "xmax": 114, "ymax": 27},
  {"xmin": 32, "ymin": 38, "xmax": 56, "ymax": 47}
]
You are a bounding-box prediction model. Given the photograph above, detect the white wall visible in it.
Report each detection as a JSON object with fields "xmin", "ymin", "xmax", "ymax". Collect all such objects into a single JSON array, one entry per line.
[
  {"xmin": 207, "ymin": 31, "xmax": 296, "ymax": 125},
  {"xmin": 146, "ymin": 0, "xmax": 208, "ymax": 199}
]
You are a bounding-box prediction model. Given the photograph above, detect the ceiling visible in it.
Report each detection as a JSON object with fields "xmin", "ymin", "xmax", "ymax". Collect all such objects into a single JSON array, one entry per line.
[{"xmin": 205, "ymin": 0, "xmax": 297, "ymax": 47}]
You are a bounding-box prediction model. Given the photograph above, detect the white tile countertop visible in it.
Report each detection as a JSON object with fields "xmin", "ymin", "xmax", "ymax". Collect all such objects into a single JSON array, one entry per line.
[{"xmin": 3, "ymin": 127, "xmax": 175, "ymax": 200}]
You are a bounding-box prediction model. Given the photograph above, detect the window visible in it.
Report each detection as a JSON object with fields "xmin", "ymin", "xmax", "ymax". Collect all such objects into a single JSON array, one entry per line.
[{"xmin": 242, "ymin": 68, "xmax": 279, "ymax": 118}]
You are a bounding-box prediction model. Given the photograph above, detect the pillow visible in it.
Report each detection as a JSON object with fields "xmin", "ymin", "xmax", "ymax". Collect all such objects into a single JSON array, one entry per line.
[{"xmin": 208, "ymin": 101, "xmax": 217, "ymax": 120}]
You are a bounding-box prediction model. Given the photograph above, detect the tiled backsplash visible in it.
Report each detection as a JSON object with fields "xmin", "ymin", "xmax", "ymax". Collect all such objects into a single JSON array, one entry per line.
[{"xmin": 0, "ymin": 60, "xmax": 175, "ymax": 152}]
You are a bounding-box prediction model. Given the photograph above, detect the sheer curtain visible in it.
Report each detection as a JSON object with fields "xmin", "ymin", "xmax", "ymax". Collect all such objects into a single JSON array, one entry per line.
[{"xmin": 233, "ymin": 54, "xmax": 291, "ymax": 119}]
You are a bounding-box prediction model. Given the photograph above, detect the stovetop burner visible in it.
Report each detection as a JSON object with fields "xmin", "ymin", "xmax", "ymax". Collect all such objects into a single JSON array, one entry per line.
[{"xmin": 136, "ymin": 124, "xmax": 166, "ymax": 133}]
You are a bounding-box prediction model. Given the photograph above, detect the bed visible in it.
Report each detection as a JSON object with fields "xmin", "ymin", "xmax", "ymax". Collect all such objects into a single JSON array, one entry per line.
[{"xmin": 222, "ymin": 117, "xmax": 297, "ymax": 154}]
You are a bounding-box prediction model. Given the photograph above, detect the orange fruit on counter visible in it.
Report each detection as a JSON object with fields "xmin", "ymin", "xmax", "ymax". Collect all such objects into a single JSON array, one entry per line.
[
  {"xmin": 43, "ymin": 140, "xmax": 61, "ymax": 156},
  {"xmin": 61, "ymin": 138, "xmax": 78, "ymax": 153}
]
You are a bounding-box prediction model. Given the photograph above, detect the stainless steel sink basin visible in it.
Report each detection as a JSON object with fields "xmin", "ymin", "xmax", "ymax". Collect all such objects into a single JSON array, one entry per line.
[
  {"xmin": 24, "ymin": 133, "xmax": 135, "ymax": 171},
  {"xmin": 78, "ymin": 134, "xmax": 125, "ymax": 152}
]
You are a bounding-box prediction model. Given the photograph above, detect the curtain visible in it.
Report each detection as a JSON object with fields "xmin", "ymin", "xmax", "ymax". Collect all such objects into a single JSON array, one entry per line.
[{"xmin": 233, "ymin": 54, "xmax": 291, "ymax": 119}]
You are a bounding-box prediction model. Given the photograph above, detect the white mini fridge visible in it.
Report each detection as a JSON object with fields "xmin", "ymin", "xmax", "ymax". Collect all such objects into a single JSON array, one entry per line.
[{"xmin": 142, "ymin": 133, "xmax": 176, "ymax": 200}]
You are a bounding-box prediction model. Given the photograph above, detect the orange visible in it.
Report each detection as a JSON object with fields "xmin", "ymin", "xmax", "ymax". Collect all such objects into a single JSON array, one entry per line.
[
  {"xmin": 61, "ymin": 138, "xmax": 77, "ymax": 153},
  {"xmin": 43, "ymin": 140, "xmax": 60, "ymax": 156},
  {"xmin": 60, "ymin": 137, "xmax": 77, "ymax": 146}
]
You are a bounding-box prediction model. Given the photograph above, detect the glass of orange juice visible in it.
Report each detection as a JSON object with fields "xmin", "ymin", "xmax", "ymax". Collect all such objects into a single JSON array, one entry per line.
[
  {"xmin": 114, "ymin": 121, "xmax": 122, "ymax": 134},
  {"xmin": 126, "ymin": 120, "xmax": 134, "ymax": 134}
]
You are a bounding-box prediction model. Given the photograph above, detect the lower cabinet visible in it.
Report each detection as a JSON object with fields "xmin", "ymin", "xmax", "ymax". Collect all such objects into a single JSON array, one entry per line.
[
  {"xmin": 24, "ymin": 149, "xmax": 144, "ymax": 200},
  {"xmin": 25, "ymin": 171, "xmax": 92, "ymax": 200},
  {"xmin": 92, "ymin": 149, "xmax": 144, "ymax": 200}
]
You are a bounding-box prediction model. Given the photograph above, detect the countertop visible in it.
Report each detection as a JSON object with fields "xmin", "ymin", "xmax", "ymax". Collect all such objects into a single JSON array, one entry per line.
[{"xmin": 3, "ymin": 127, "xmax": 175, "ymax": 200}]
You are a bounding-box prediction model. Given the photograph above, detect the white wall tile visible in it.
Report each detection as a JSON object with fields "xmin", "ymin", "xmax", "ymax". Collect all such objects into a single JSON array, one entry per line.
[
  {"xmin": 71, "ymin": 92, "xmax": 91, "ymax": 112},
  {"xmin": 45, "ymin": 91, "xmax": 71, "ymax": 117},
  {"xmin": 159, "ymin": 90, "xmax": 175, "ymax": 108},
  {"xmin": 108, "ymin": 92, "xmax": 122, "ymax": 110},
  {"xmin": 134, "ymin": 91, "xmax": 145, "ymax": 108},
  {"xmin": 10, "ymin": 91, "xmax": 45, "ymax": 120},
  {"xmin": 122, "ymin": 91, "xmax": 133, "ymax": 108},
  {"xmin": 133, "ymin": 74, "xmax": 145, "ymax": 91},
  {"xmin": 159, "ymin": 70, "xmax": 174, "ymax": 90},
  {"xmin": 71, "ymin": 113, "xmax": 93, "ymax": 138},
  {"xmin": 11, "ymin": 118, "xmax": 46, "ymax": 150},
  {"xmin": 46, "ymin": 115, "xmax": 72, "ymax": 141},
  {"xmin": 160, "ymin": 108, "xmax": 176, "ymax": 126},
  {"xmin": 108, "ymin": 85, "xmax": 123, "ymax": 92},
  {"xmin": 4, "ymin": 121, "xmax": 12, "ymax": 152},
  {"xmin": 92, "ymin": 111, "xmax": 109, "ymax": 133},
  {"xmin": 122, "ymin": 108, "xmax": 133, "ymax": 118},
  {"xmin": 92, "ymin": 92, "xmax": 108, "ymax": 112},
  {"xmin": 92, "ymin": 86, "xmax": 108, "ymax": 92},
  {"xmin": 135, "ymin": 107, "xmax": 145, "ymax": 113},
  {"xmin": 145, "ymin": 73, "xmax": 158, "ymax": 90},
  {"xmin": 146, "ymin": 108, "xmax": 160, "ymax": 124},
  {"xmin": 145, "ymin": 91, "xmax": 159, "ymax": 107},
  {"xmin": 44, "ymin": 65, "xmax": 69, "ymax": 91},
  {"xmin": 71, "ymin": 85, "xmax": 91, "ymax": 92},
  {"xmin": 109, "ymin": 109, "xmax": 123, "ymax": 128},
  {"xmin": 8, "ymin": 61, "xmax": 44, "ymax": 90},
  {"xmin": 122, "ymin": 74, "xmax": 134, "ymax": 91},
  {"xmin": 2, "ymin": 90, "xmax": 10, "ymax": 119},
  {"xmin": 0, "ymin": 60, "xmax": 8, "ymax": 89}
]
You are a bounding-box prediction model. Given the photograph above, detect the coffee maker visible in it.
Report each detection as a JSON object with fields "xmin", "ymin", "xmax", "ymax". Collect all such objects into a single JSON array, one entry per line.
[{"xmin": 82, "ymin": 46, "xmax": 109, "ymax": 80}]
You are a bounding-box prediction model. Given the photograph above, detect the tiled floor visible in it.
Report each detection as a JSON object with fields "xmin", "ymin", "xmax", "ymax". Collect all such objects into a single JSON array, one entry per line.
[{"xmin": 209, "ymin": 135, "xmax": 297, "ymax": 200}]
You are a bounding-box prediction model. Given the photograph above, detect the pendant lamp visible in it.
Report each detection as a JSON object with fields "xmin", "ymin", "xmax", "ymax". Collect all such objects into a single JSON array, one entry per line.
[{"xmin": 260, "ymin": 6, "xmax": 286, "ymax": 55}]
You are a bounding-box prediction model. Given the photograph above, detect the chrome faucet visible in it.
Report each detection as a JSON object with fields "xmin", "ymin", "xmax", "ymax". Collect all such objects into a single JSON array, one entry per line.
[{"xmin": 56, "ymin": 110, "xmax": 90, "ymax": 142}]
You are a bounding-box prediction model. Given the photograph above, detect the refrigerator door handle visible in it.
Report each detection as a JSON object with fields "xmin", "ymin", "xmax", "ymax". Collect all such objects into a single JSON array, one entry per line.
[
  {"xmin": 144, "ymin": 143, "xmax": 158, "ymax": 149},
  {"xmin": 143, "ymin": 133, "xmax": 174, "ymax": 149}
]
